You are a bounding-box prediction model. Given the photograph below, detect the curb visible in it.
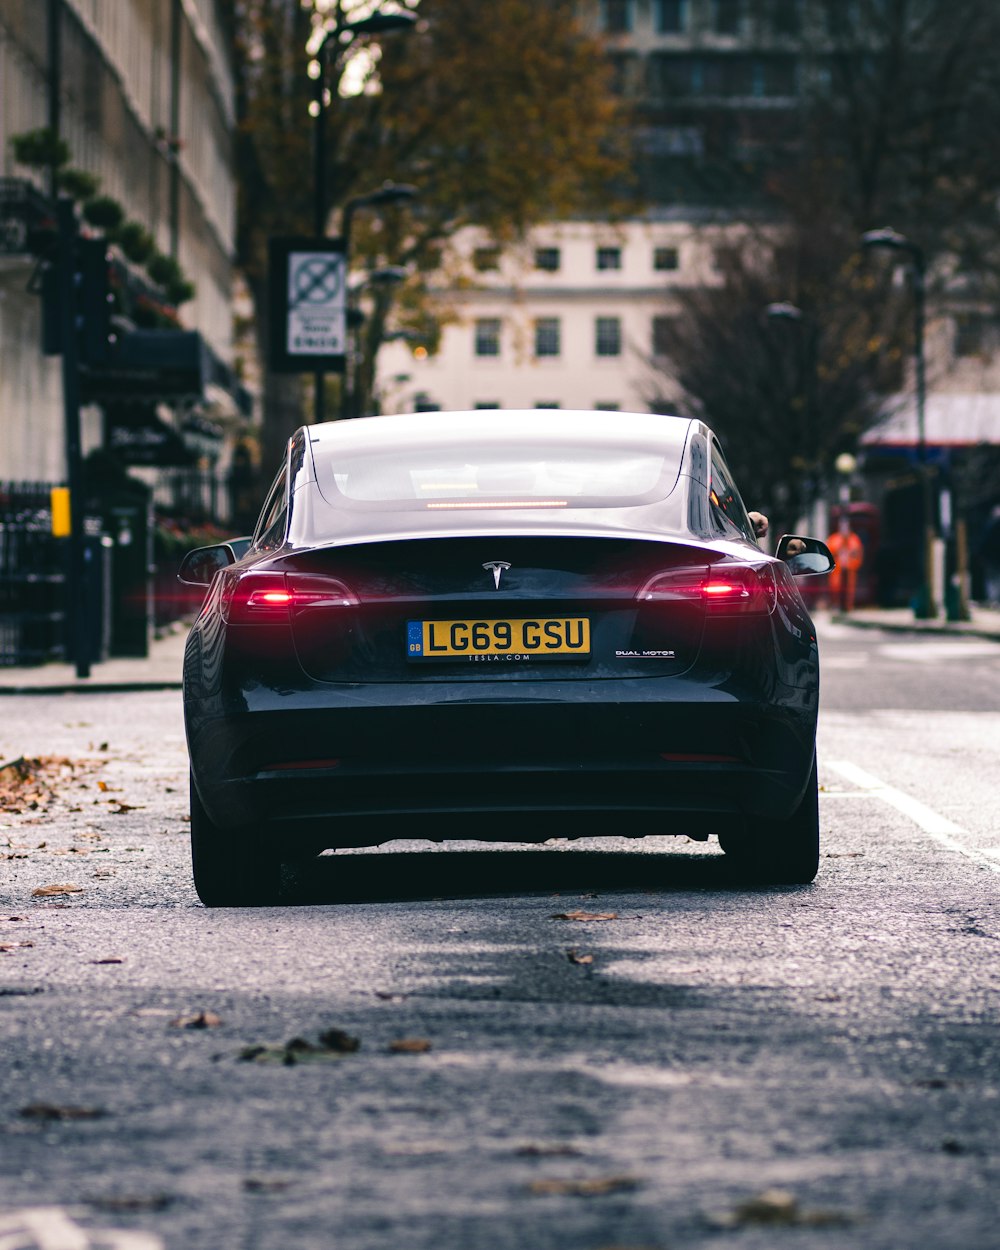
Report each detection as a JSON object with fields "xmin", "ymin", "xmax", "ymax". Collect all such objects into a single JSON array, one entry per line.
[
  {"xmin": 833, "ymin": 614, "xmax": 1000, "ymax": 643},
  {"xmin": 0, "ymin": 681, "xmax": 184, "ymax": 695}
]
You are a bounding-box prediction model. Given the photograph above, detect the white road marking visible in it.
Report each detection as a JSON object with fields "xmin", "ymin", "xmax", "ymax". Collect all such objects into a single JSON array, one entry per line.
[
  {"xmin": 827, "ymin": 759, "xmax": 1000, "ymax": 874},
  {"xmin": 0, "ymin": 1209, "xmax": 162, "ymax": 1250}
]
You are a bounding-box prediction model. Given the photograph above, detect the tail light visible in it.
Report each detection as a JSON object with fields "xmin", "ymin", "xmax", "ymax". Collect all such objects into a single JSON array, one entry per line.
[
  {"xmin": 637, "ymin": 564, "xmax": 776, "ymax": 615},
  {"xmin": 223, "ymin": 571, "xmax": 357, "ymax": 623}
]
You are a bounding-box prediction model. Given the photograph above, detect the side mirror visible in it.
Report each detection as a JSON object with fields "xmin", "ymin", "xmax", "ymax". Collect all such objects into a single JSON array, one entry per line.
[
  {"xmin": 226, "ymin": 536, "xmax": 253, "ymax": 561},
  {"xmin": 177, "ymin": 543, "xmax": 237, "ymax": 586},
  {"xmin": 776, "ymin": 534, "xmax": 836, "ymax": 576}
]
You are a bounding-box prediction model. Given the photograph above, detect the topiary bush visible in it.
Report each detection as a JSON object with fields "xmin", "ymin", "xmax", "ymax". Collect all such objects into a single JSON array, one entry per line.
[
  {"xmin": 56, "ymin": 167, "xmax": 101, "ymax": 200},
  {"xmin": 112, "ymin": 220, "xmax": 156, "ymax": 264},
  {"xmin": 11, "ymin": 128, "xmax": 69, "ymax": 169},
  {"xmin": 82, "ymin": 195, "xmax": 126, "ymax": 230},
  {"xmin": 166, "ymin": 277, "xmax": 197, "ymax": 305},
  {"xmin": 147, "ymin": 252, "xmax": 183, "ymax": 287}
]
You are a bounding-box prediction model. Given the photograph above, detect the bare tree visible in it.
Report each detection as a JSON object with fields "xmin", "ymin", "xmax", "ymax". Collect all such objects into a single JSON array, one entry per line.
[{"xmin": 646, "ymin": 0, "xmax": 1000, "ymax": 531}]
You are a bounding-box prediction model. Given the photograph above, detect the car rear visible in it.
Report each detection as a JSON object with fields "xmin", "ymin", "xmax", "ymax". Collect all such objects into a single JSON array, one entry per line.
[{"xmin": 186, "ymin": 531, "xmax": 817, "ymax": 850}]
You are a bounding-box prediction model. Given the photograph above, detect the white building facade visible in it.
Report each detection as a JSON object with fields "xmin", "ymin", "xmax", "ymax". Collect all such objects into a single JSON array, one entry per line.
[
  {"xmin": 378, "ymin": 217, "xmax": 738, "ymax": 416},
  {"xmin": 0, "ymin": 0, "xmax": 240, "ymax": 482}
]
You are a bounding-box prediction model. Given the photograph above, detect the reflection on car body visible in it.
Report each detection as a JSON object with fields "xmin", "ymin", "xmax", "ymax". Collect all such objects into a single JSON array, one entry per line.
[{"xmin": 179, "ymin": 409, "xmax": 834, "ymax": 905}]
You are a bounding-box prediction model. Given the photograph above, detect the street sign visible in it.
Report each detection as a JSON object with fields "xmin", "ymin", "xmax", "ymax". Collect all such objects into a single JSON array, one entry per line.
[{"xmin": 268, "ymin": 236, "xmax": 347, "ymax": 373}]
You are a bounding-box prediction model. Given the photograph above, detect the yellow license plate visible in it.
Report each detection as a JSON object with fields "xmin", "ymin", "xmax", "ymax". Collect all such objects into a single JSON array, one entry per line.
[{"xmin": 407, "ymin": 618, "xmax": 590, "ymax": 660}]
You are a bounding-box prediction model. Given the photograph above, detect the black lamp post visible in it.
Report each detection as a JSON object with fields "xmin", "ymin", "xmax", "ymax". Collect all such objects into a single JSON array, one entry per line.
[
  {"xmin": 860, "ymin": 227, "xmax": 936, "ymax": 618},
  {"xmin": 310, "ymin": 8, "xmax": 417, "ymax": 422},
  {"xmin": 342, "ymin": 181, "xmax": 419, "ymax": 253}
]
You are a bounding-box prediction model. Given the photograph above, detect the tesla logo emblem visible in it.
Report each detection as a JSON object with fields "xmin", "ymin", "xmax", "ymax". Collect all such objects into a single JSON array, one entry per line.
[{"xmin": 482, "ymin": 561, "xmax": 511, "ymax": 589}]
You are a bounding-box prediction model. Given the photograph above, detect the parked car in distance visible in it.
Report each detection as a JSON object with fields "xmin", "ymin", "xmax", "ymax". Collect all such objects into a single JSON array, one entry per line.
[{"xmin": 179, "ymin": 409, "xmax": 834, "ymax": 905}]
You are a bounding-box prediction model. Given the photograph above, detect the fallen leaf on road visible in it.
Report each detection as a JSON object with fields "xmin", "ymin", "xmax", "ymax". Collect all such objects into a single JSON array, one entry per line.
[
  {"xmin": 516, "ymin": 1143, "xmax": 584, "ymax": 1158},
  {"xmin": 317, "ymin": 1027, "xmax": 360, "ymax": 1052},
  {"xmin": 551, "ymin": 910, "xmax": 618, "ymax": 922},
  {"xmin": 85, "ymin": 1193, "xmax": 173, "ymax": 1213},
  {"xmin": 527, "ymin": 1175, "xmax": 640, "ymax": 1197},
  {"xmin": 0, "ymin": 941, "xmax": 34, "ymax": 953},
  {"xmin": 31, "ymin": 884, "xmax": 84, "ymax": 898},
  {"xmin": 170, "ymin": 1010, "xmax": 222, "ymax": 1029},
  {"xmin": 239, "ymin": 1031, "xmax": 361, "ymax": 1064},
  {"xmin": 388, "ymin": 1038, "xmax": 432, "ymax": 1053},
  {"xmin": 109, "ymin": 803, "xmax": 144, "ymax": 814},
  {"xmin": 243, "ymin": 1176, "xmax": 295, "ymax": 1193},
  {"xmin": 96, "ymin": 781, "xmax": 109, "ymax": 792},
  {"xmin": 710, "ymin": 1188, "xmax": 853, "ymax": 1228},
  {"xmin": 374, "ymin": 990, "xmax": 407, "ymax": 1001},
  {"xmin": 1, "ymin": 757, "xmax": 102, "ymax": 815},
  {"xmin": 566, "ymin": 949, "xmax": 594, "ymax": 965},
  {"xmin": 20, "ymin": 1102, "xmax": 107, "ymax": 1121}
]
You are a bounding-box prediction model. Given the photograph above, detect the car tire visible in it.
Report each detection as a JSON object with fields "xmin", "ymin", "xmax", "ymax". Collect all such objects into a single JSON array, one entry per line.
[
  {"xmin": 189, "ymin": 773, "xmax": 281, "ymax": 907},
  {"xmin": 720, "ymin": 754, "xmax": 820, "ymax": 885}
]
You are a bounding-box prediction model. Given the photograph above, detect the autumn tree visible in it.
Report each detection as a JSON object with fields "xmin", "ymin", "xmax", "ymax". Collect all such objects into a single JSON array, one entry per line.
[{"xmin": 220, "ymin": 0, "xmax": 631, "ymax": 473}]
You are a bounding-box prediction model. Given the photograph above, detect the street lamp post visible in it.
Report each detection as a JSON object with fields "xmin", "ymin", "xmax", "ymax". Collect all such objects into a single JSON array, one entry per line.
[
  {"xmin": 860, "ymin": 227, "xmax": 937, "ymax": 619},
  {"xmin": 310, "ymin": 8, "xmax": 417, "ymax": 423}
]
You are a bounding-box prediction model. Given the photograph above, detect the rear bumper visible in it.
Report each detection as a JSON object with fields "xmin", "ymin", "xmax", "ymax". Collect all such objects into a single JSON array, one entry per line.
[{"xmin": 186, "ymin": 675, "xmax": 817, "ymax": 850}]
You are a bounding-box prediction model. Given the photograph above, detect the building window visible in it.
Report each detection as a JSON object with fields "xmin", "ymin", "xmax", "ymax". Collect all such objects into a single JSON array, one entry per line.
[
  {"xmin": 714, "ymin": 245, "xmax": 740, "ymax": 274},
  {"xmin": 652, "ymin": 316, "xmax": 676, "ymax": 358},
  {"xmin": 601, "ymin": 0, "xmax": 633, "ymax": 33},
  {"xmin": 751, "ymin": 55, "xmax": 797, "ymax": 96},
  {"xmin": 713, "ymin": 0, "xmax": 742, "ymax": 34},
  {"xmin": 595, "ymin": 317, "xmax": 622, "ymax": 357},
  {"xmin": 771, "ymin": 0, "xmax": 801, "ymax": 35},
  {"xmin": 655, "ymin": 0, "xmax": 687, "ymax": 33},
  {"xmin": 597, "ymin": 246, "xmax": 622, "ymax": 271},
  {"xmin": 474, "ymin": 318, "xmax": 501, "ymax": 357},
  {"xmin": 827, "ymin": 1, "xmax": 860, "ymax": 35},
  {"xmin": 534, "ymin": 247, "xmax": 561, "ymax": 272},
  {"xmin": 954, "ymin": 314, "xmax": 990, "ymax": 358},
  {"xmin": 650, "ymin": 53, "xmax": 699, "ymax": 98},
  {"xmin": 534, "ymin": 318, "xmax": 561, "ymax": 358},
  {"xmin": 472, "ymin": 246, "xmax": 500, "ymax": 272},
  {"xmin": 608, "ymin": 52, "xmax": 642, "ymax": 97},
  {"xmin": 654, "ymin": 246, "xmax": 679, "ymax": 271}
]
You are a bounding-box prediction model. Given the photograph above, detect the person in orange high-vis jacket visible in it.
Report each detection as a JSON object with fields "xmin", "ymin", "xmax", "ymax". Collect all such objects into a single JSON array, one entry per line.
[{"xmin": 826, "ymin": 524, "xmax": 864, "ymax": 612}]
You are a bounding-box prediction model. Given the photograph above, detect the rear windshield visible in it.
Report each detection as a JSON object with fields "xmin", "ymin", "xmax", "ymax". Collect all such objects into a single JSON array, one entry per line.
[{"xmin": 318, "ymin": 444, "xmax": 679, "ymax": 511}]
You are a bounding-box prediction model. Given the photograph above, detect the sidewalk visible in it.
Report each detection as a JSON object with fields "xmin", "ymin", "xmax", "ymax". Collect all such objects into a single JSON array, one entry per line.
[
  {"xmin": 830, "ymin": 601, "xmax": 1000, "ymax": 641},
  {"xmin": 2, "ymin": 603, "xmax": 999, "ymax": 694},
  {"xmin": 0, "ymin": 622, "xmax": 189, "ymax": 694}
]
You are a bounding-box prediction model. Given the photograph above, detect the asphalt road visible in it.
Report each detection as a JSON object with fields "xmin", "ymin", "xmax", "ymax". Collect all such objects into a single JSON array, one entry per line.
[{"xmin": 0, "ymin": 614, "xmax": 998, "ymax": 1250}]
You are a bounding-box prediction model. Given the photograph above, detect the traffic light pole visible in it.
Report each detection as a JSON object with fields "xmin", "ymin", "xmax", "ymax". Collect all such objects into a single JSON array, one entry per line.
[{"xmin": 56, "ymin": 196, "xmax": 90, "ymax": 677}]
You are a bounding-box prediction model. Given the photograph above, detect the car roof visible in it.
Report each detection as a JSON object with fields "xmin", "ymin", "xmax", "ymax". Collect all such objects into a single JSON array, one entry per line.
[
  {"xmin": 286, "ymin": 409, "xmax": 719, "ymax": 550},
  {"xmin": 305, "ymin": 409, "xmax": 697, "ymax": 453}
]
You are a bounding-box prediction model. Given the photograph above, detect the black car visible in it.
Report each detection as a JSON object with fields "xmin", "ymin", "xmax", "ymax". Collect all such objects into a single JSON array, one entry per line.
[{"xmin": 179, "ymin": 410, "xmax": 834, "ymax": 905}]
